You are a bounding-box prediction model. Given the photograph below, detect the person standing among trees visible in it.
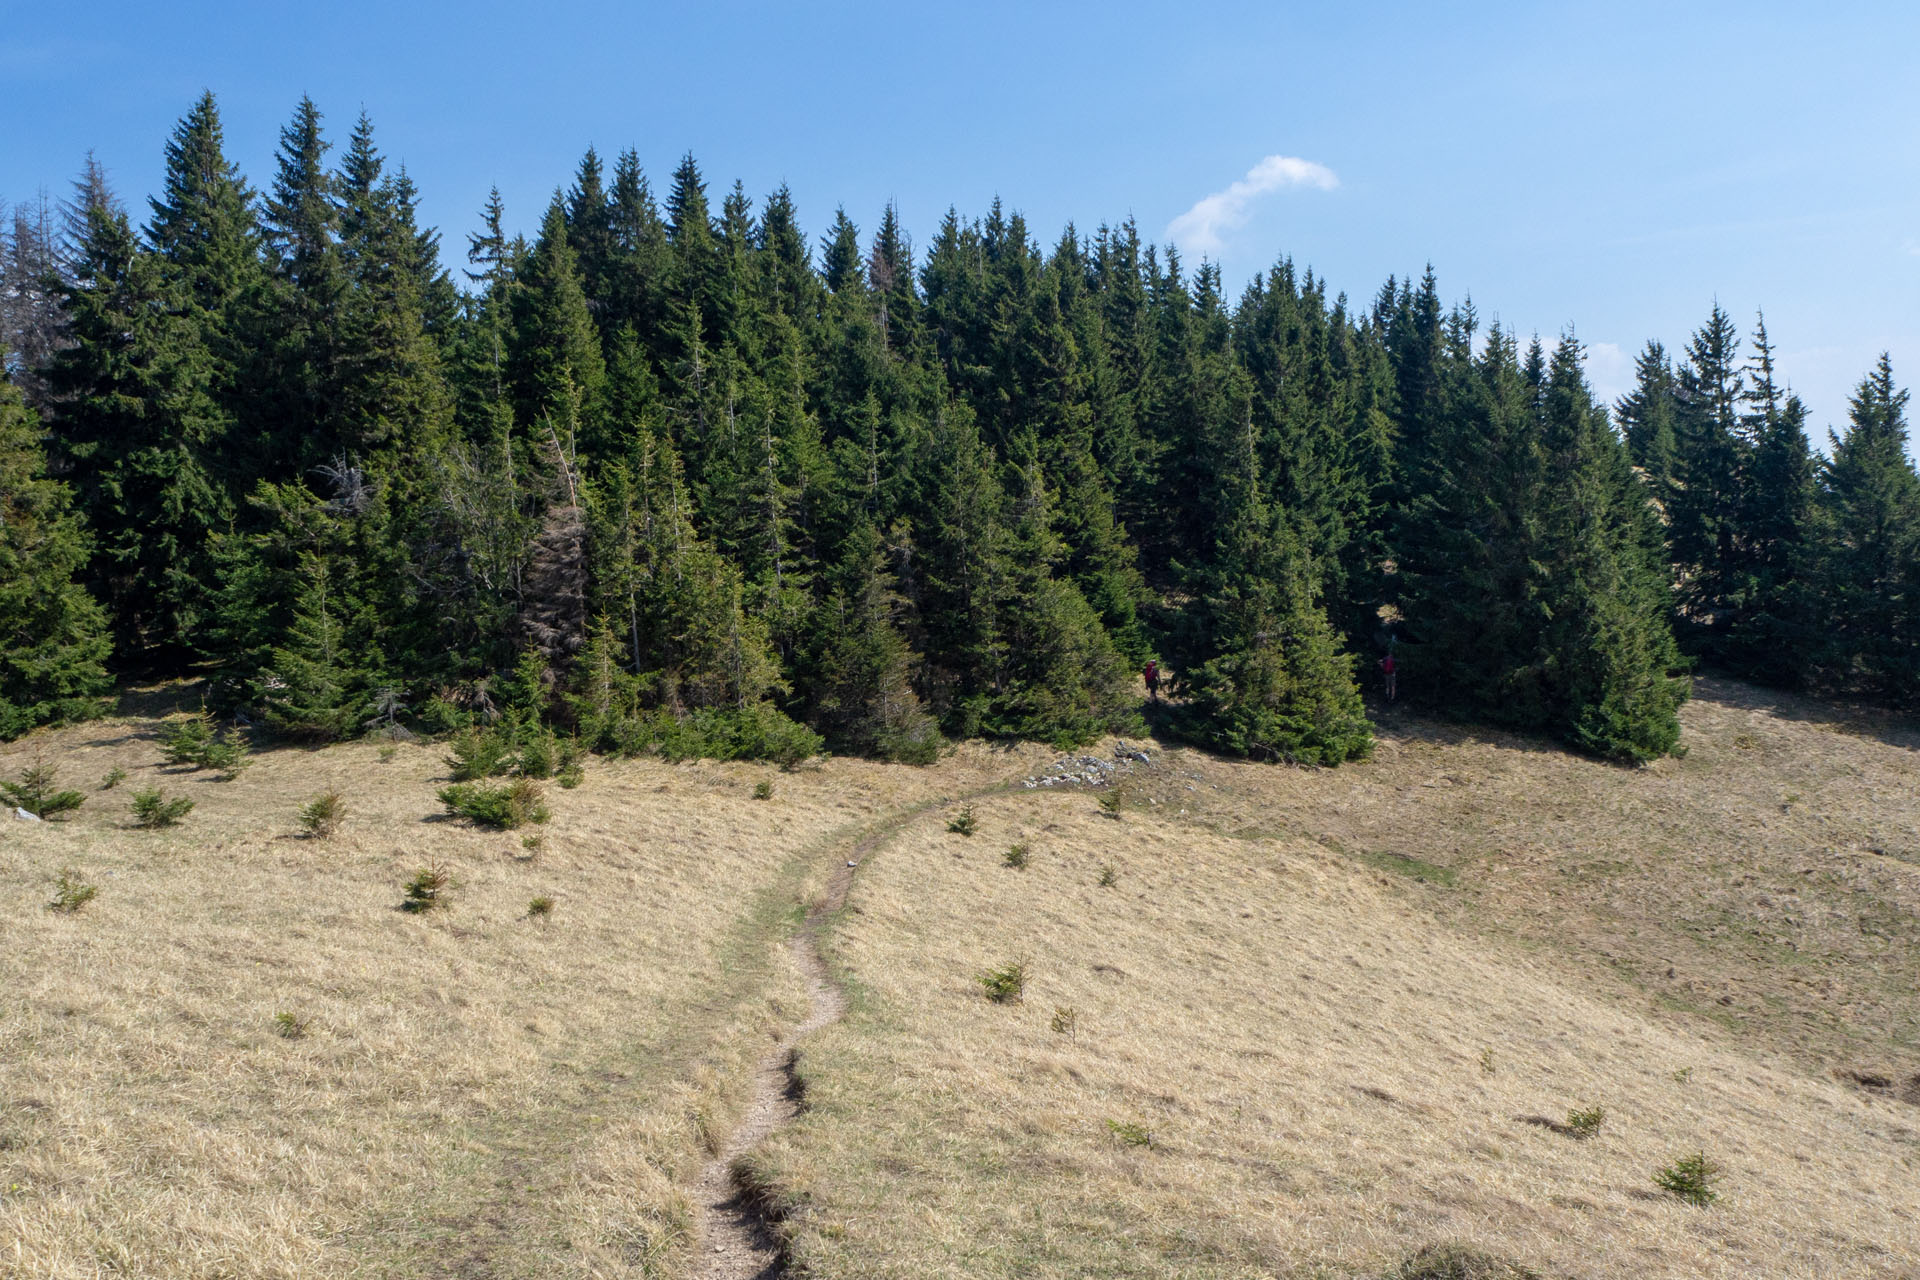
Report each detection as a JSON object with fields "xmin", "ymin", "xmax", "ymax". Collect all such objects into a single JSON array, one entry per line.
[
  {"xmin": 1379, "ymin": 651, "xmax": 1397, "ymax": 702},
  {"xmin": 1143, "ymin": 659, "xmax": 1161, "ymax": 701}
]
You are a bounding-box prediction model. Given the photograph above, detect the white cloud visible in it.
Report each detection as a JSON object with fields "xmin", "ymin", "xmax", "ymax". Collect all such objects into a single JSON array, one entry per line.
[{"xmin": 1166, "ymin": 155, "xmax": 1338, "ymax": 257}]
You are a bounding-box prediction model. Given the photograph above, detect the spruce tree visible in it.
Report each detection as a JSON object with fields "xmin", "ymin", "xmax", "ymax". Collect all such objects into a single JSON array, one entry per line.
[
  {"xmin": 1615, "ymin": 340, "xmax": 1677, "ymax": 492},
  {"xmin": 144, "ymin": 90, "xmax": 261, "ymax": 483},
  {"xmin": 262, "ymin": 555, "xmax": 365, "ymax": 740},
  {"xmin": 1667, "ymin": 304, "xmax": 1747, "ymax": 656},
  {"xmin": 1726, "ymin": 316, "xmax": 1815, "ymax": 685},
  {"xmin": 48, "ymin": 179, "xmax": 231, "ymax": 658},
  {"xmin": 988, "ymin": 456, "xmax": 1142, "ymax": 746},
  {"xmin": 0, "ymin": 367, "xmax": 112, "ymax": 737},
  {"xmin": 254, "ymin": 95, "xmax": 344, "ymax": 477},
  {"xmin": 1175, "ymin": 394, "xmax": 1371, "ymax": 764},
  {"xmin": 1533, "ymin": 336, "xmax": 1687, "ymax": 762},
  {"xmin": 811, "ymin": 521, "xmax": 941, "ymax": 761},
  {"xmin": 507, "ymin": 194, "xmax": 606, "ymax": 461},
  {"xmin": 1815, "ymin": 355, "xmax": 1918, "ymax": 700}
]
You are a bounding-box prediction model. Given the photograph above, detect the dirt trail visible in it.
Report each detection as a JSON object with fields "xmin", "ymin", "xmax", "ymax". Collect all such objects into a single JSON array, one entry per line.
[{"xmin": 690, "ymin": 816, "xmax": 904, "ymax": 1279}]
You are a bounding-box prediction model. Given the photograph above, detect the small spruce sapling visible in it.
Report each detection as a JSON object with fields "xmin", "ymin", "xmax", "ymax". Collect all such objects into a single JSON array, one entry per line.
[
  {"xmin": 47, "ymin": 868, "xmax": 98, "ymax": 913},
  {"xmin": 3, "ymin": 761, "xmax": 85, "ymax": 818},
  {"xmin": 976, "ymin": 959, "xmax": 1027, "ymax": 1003},
  {"xmin": 130, "ymin": 786, "xmax": 193, "ymax": 828},
  {"xmin": 1565, "ymin": 1105, "xmax": 1606, "ymax": 1139},
  {"xmin": 401, "ymin": 862, "xmax": 452, "ymax": 912},
  {"xmin": 298, "ymin": 791, "xmax": 345, "ymax": 838},
  {"xmin": 1654, "ymin": 1151, "xmax": 1721, "ymax": 1206}
]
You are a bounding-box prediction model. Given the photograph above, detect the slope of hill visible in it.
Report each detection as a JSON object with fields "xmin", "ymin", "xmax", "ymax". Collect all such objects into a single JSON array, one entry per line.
[
  {"xmin": 748, "ymin": 677, "xmax": 1920, "ymax": 1278},
  {"xmin": 3, "ymin": 677, "xmax": 1918, "ymax": 1278}
]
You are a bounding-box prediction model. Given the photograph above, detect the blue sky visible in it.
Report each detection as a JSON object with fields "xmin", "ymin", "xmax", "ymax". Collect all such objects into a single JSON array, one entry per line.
[{"xmin": 5, "ymin": 1, "xmax": 1916, "ymax": 433}]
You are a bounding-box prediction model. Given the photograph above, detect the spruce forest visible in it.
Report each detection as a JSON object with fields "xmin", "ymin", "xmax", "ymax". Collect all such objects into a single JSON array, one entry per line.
[{"xmin": 3, "ymin": 93, "xmax": 1915, "ymax": 767}]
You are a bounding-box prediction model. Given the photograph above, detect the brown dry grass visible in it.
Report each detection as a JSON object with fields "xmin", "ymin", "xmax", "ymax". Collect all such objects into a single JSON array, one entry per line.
[
  {"xmin": 746, "ymin": 680, "xmax": 1920, "ymax": 1278},
  {"xmin": 0, "ymin": 687, "xmax": 1032, "ymax": 1279},
  {"xmin": 6, "ymin": 678, "xmax": 1920, "ymax": 1278}
]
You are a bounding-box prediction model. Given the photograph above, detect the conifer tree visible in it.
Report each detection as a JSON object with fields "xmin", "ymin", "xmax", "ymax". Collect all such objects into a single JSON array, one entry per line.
[
  {"xmin": 48, "ymin": 178, "xmax": 231, "ymax": 658},
  {"xmin": 564, "ymin": 146, "xmax": 616, "ymax": 315},
  {"xmin": 516, "ymin": 426, "xmax": 589, "ymax": 684},
  {"xmin": 1, "ymin": 190, "xmax": 70, "ymax": 410},
  {"xmin": 987, "ymin": 456, "xmax": 1141, "ymax": 746},
  {"xmin": 509, "ymin": 194, "xmax": 606, "ymax": 448},
  {"xmin": 1615, "ymin": 340, "xmax": 1677, "ymax": 491},
  {"xmin": 0, "ymin": 367, "xmax": 112, "ymax": 737},
  {"xmin": 1815, "ymin": 355, "xmax": 1918, "ymax": 700},
  {"xmin": 1726, "ymin": 316, "xmax": 1815, "ymax": 685},
  {"xmin": 254, "ymin": 96, "xmax": 343, "ymax": 476},
  {"xmin": 145, "ymin": 90, "xmax": 260, "ymax": 470},
  {"xmin": 605, "ymin": 149, "xmax": 670, "ymax": 343},
  {"xmin": 1533, "ymin": 336, "xmax": 1687, "ymax": 761},
  {"xmin": 1175, "ymin": 391, "xmax": 1370, "ymax": 764},
  {"xmin": 911, "ymin": 405, "xmax": 1008, "ymax": 734},
  {"xmin": 261, "ymin": 554, "xmax": 364, "ymax": 740},
  {"xmin": 330, "ymin": 113, "xmax": 456, "ymax": 476},
  {"xmin": 666, "ymin": 153, "xmax": 722, "ymax": 342},
  {"xmin": 811, "ymin": 521, "xmax": 941, "ymax": 761},
  {"xmin": 1667, "ymin": 304, "xmax": 1747, "ymax": 655},
  {"xmin": 820, "ymin": 208, "xmax": 863, "ymax": 296}
]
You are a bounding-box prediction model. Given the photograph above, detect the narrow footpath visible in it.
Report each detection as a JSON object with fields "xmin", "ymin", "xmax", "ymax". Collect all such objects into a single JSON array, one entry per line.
[{"xmin": 690, "ymin": 814, "xmax": 906, "ymax": 1279}]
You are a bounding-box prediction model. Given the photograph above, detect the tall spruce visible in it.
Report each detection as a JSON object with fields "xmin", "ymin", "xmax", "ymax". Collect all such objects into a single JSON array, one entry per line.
[
  {"xmin": 1667, "ymin": 304, "xmax": 1747, "ymax": 657},
  {"xmin": 1815, "ymin": 355, "xmax": 1918, "ymax": 700},
  {"xmin": 1175, "ymin": 385, "xmax": 1371, "ymax": 765},
  {"xmin": 0, "ymin": 365, "xmax": 112, "ymax": 736},
  {"xmin": 48, "ymin": 174, "xmax": 231, "ymax": 659}
]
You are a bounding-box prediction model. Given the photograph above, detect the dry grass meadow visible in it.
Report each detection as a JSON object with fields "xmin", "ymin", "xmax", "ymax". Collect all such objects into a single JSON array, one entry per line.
[
  {"xmin": 0, "ymin": 688, "xmax": 1023, "ymax": 1279},
  {"xmin": 6, "ymin": 676, "xmax": 1920, "ymax": 1278}
]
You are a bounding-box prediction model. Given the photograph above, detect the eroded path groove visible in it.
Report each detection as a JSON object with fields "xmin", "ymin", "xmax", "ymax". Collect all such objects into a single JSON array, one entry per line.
[{"xmin": 690, "ymin": 812, "xmax": 912, "ymax": 1279}]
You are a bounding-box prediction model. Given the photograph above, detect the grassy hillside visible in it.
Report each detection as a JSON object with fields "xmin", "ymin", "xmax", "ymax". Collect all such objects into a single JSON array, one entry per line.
[
  {"xmin": 4, "ymin": 678, "xmax": 1918, "ymax": 1278},
  {"xmin": 0, "ymin": 689, "xmax": 1027, "ymax": 1278},
  {"xmin": 749, "ymin": 678, "xmax": 1920, "ymax": 1278}
]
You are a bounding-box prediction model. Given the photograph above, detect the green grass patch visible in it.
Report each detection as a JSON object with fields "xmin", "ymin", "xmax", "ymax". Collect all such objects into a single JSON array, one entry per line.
[{"xmin": 1357, "ymin": 848, "xmax": 1459, "ymax": 886}]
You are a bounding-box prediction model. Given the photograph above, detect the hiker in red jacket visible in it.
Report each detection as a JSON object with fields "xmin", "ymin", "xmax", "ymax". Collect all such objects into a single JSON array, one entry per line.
[
  {"xmin": 1379, "ymin": 652, "xmax": 1397, "ymax": 702},
  {"xmin": 1143, "ymin": 660, "xmax": 1162, "ymax": 701}
]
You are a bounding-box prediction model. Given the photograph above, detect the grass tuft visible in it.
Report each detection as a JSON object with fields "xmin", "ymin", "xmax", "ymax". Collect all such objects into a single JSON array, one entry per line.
[
  {"xmin": 1391, "ymin": 1243, "xmax": 1544, "ymax": 1279},
  {"xmin": 272, "ymin": 1012, "xmax": 309, "ymax": 1040},
  {"xmin": 1105, "ymin": 1118, "xmax": 1153, "ymax": 1148},
  {"xmin": 947, "ymin": 804, "xmax": 977, "ymax": 836},
  {"xmin": 1003, "ymin": 841, "xmax": 1030, "ymax": 870}
]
